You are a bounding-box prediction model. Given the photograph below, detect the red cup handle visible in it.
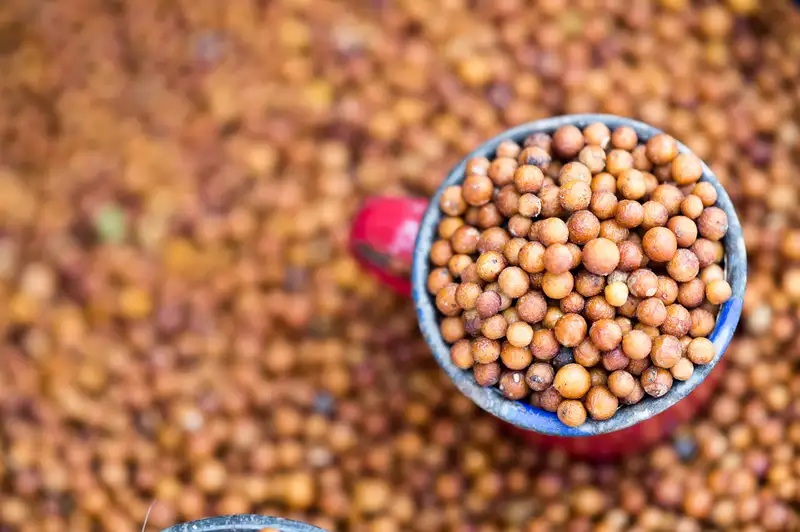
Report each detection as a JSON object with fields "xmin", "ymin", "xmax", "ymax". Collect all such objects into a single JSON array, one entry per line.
[{"xmin": 349, "ymin": 196, "xmax": 429, "ymax": 298}]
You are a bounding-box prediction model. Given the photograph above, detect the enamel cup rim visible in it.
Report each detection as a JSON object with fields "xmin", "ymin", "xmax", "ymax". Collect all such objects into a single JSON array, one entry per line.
[
  {"xmin": 411, "ymin": 114, "xmax": 747, "ymax": 437},
  {"xmin": 160, "ymin": 514, "xmax": 327, "ymax": 532}
]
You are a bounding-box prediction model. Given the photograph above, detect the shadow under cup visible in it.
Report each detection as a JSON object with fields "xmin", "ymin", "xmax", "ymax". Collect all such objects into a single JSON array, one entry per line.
[{"xmin": 411, "ymin": 114, "xmax": 747, "ymax": 438}]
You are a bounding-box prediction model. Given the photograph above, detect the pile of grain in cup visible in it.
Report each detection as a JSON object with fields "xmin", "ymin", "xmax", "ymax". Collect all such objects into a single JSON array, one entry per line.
[
  {"xmin": 431, "ymin": 124, "xmax": 732, "ymax": 427},
  {"xmin": 1, "ymin": 0, "xmax": 800, "ymax": 531}
]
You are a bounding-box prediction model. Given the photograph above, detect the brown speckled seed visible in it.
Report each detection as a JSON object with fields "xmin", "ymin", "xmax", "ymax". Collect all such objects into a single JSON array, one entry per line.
[
  {"xmin": 590, "ymin": 191, "xmax": 619, "ymax": 220},
  {"xmin": 462, "ymin": 175, "xmax": 495, "ymax": 206},
  {"xmin": 514, "ymin": 165, "xmax": 545, "ymax": 194},
  {"xmin": 582, "ymin": 238, "xmax": 621, "ymax": 276},
  {"xmin": 617, "ymin": 169, "xmax": 647, "ymax": 200},
  {"xmin": 621, "ymin": 380, "xmax": 646, "ymax": 405},
  {"xmin": 661, "ymin": 304, "xmax": 692, "ymax": 337},
  {"xmin": 500, "ymin": 342, "xmax": 533, "ymax": 370},
  {"xmin": 585, "ymin": 295, "xmax": 617, "ymax": 321},
  {"xmin": 516, "ymin": 291, "xmax": 547, "ymax": 324},
  {"xmin": 578, "ymin": 145, "xmax": 607, "ymax": 174},
  {"xmin": 475, "ymin": 290, "xmax": 502, "ymax": 319},
  {"xmin": 440, "ymin": 186, "xmax": 468, "ymax": 215},
  {"xmin": 488, "ymin": 157, "xmax": 518, "ymax": 187},
  {"xmin": 655, "ymin": 276, "xmax": 679, "ymax": 305},
  {"xmin": 472, "ymin": 337, "xmax": 501, "ymax": 364},
  {"xmin": 643, "ymin": 227, "xmax": 678, "ymax": 263},
  {"xmin": 687, "ymin": 337, "xmax": 715, "ymax": 365},
  {"xmin": 646, "ymin": 133, "xmax": 679, "ymax": 165},
  {"xmin": 602, "ymin": 346, "xmax": 631, "ymax": 372},
  {"xmin": 518, "ymin": 193, "xmax": 543, "ymax": 218},
  {"xmin": 498, "ymin": 266, "xmax": 530, "ymax": 298},
  {"xmin": 567, "ymin": 211, "xmax": 601, "ymax": 245},
  {"xmin": 538, "ymin": 218, "xmax": 570, "ymax": 246},
  {"xmin": 617, "ymin": 295, "xmax": 641, "ymax": 319},
  {"xmin": 503, "ymin": 238, "xmax": 527, "ymax": 266},
  {"xmin": 690, "ymin": 308, "xmax": 716, "ymax": 338},
  {"xmin": 573, "ymin": 339, "xmax": 601, "ymax": 367},
  {"xmin": 531, "ymin": 329, "xmax": 560, "ymax": 361},
  {"xmin": 621, "ymin": 329, "xmax": 653, "ymax": 360},
  {"xmin": 467, "ymin": 157, "xmax": 491, "ymax": 176},
  {"xmin": 543, "ymin": 244, "xmax": 574, "ymax": 274},
  {"xmin": 554, "ymin": 363, "xmax": 591, "ymax": 399},
  {"xmin": 559, "ymin": 162, "xmax": 592, "ymax": 185},
  {"xmin": 681, "ymin": 194, "xmax": 705, "ymax": 219},
  {"xmin": 584, "ymin": 386, "xmax": 619, "ymax": 420},
  {"xmin": 652, "ymin": 184, "xmax": 685, "ymax": 216},
  {"xmin": 615, "ymin": 200, "xmax": 644, "ymax": 229},
  {"xmin": 477, "ymin": 226, "xmax": 509, "ymax": 252},
  {"xmin": 610, "ymin": 126, "xmax": 637, "ymax": 149},
  {"xmin": 525, "ymin": 363, "xmax": 555, "ymax": 392},
  {"xmin": 553, "ymin": 125, "xmax": 585, "ymax": 159},
  {"xmin": 627, "ymin": 269, "xmax": 659, "ymax": 298},
  {"xmin": 678, "ymin": 278, "xmax": 706, "ymax": 308},
  {"xmin": 554, "ymin": 313, "xmax": 588, "ymax": 347},
  {"xmin": 559, "ymin": 291, "xmax": 585, "ymax": 314},
  {"xmin": 605, "ymin": 282, "xmax": 629, "ymax": 307},
  {"xmin": 584, "ymin": 122, "xmax": 611, "ymax": 148},
  {"xmin": 436, "ymin": 284, "xmax": 461, "ymax": 316},
  {"xmin": 697, "ymin": 207, "xmax": 729, "ymax": 241},
  {"xmin": 692, "ymin": 239, "xmax": 719, "ymax": 268},
  {"xmin": 481, "ymin": 314, "xmax": 508, "ymax": 340},
  {"xmin": 476, "ymin": 251, "xmax": 507, "ymax": 281},
  {"xmin": 589, "ymin": 319, "xmax": 623, "ymax": 351},
  {"xmin": 575, "ymin": 270, "xmax": 606, "ymax": 297},
  {"xmin": 617, "ymin": 241, "xmax": 645, "ymax": 272},
  {"xmin": 667, "ymin": 249, "xmax": 700, "ymax": 283},
  {"xmin": 474, "ymin": 362, "xmax": 502, "ymax": 386},
  {"xmin": 626, "ymin": 356, "xmax": 652, "ymax": 377},
  {"xmin": 589, "ymin": 367, "xmax": 609, "ymax": 387},
  {"xmin": 650, "ymin": 335, "xmax": 682, "ymax": 369},
  {"xmin": 451, "ymin": 225, "xmax": 481, "ymax": 254},
  {"xmin": 428, "ymin": 268, "xmax": 453, "ymax": 295},
  {"xmin": 599, "ymin": 220, "xmax": 630, "ymax": 243},
  {"xmin": 608, "ymin": 370, "xmax": 636, "ymax": 398},
  {"xmin": 538, "ymin": 386, "xmax": 563, "ymax": 412},
  {"xmin": 559, "ymin": 181, "xmax": 592, "ymax": 212},
  {"xmin": 706, "ymin": 279, "xmax": 732, "ymax": 305},
  {"xmin": 671, "ymin": 153, "xmax": 703, "ymax": 185},
  {"xmin": 506, "ymin": 321, "xmax": 534, "ymax": 348},
  {"xmin": 641, "ymin": 201, "xmax": 669, "ymax": 230},
  {"xmin": 637, "ymin": 297, "xmax": 667, "ymax": 327},
  {"xmin": 450, "ymin": 339, "xmax": 474, "ymax": 369},
  {"xmin": 495, "ymin": 185, "xmax": 520, "ymax": 217},
  {"xmin": 518, "ymin": 147, "xmax": 552, "ymax": 170},
  {"xmin": 693, "ymin": 181, "xmax": 718, "ymax": 206},
  {"xmin": 641, "ymin": 366, "xmax": 674, "ymax": 398},
  {"xmin": 606, "ymin": 149, "xmax": 634, "ymax": 176},
  {"xmin": 436, "ymin": 215, "xmax": 463, "ymax": 239},
  {"xmin": 455, "ymin": 282, "xmax": 482, "ymax": 310},
  {"xmin": 667, "ymin": 216, "xmax": 698, "ymax": 248},
  {"xmin": 671, "ymin": 358, "xmax": 695, "ymax": 381},
  {"xmin": 592, "ymin": 172, "xmax": 617, "ymax": 194},
  {"xmin": 557, "ymin": 400, "xmax": 587, "ymax": 427},
  {"xmin": 542, "ymin": 271, "xmax": 574, "ymax": 300},
  {"xmin": 518, "ymin": 241, "xmax": 546, "ymax": 273}
]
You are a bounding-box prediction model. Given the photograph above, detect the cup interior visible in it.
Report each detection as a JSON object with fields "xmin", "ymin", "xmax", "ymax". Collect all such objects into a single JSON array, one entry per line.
[{"xmin": 411, "ymin": 114, "xmax": 747, "ymax": 437}]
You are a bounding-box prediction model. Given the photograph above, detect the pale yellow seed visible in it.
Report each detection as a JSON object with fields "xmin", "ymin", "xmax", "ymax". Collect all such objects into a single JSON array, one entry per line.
[{"xmin": 604, "ymin": 282, "xmax": 629, "ymax": 307}]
